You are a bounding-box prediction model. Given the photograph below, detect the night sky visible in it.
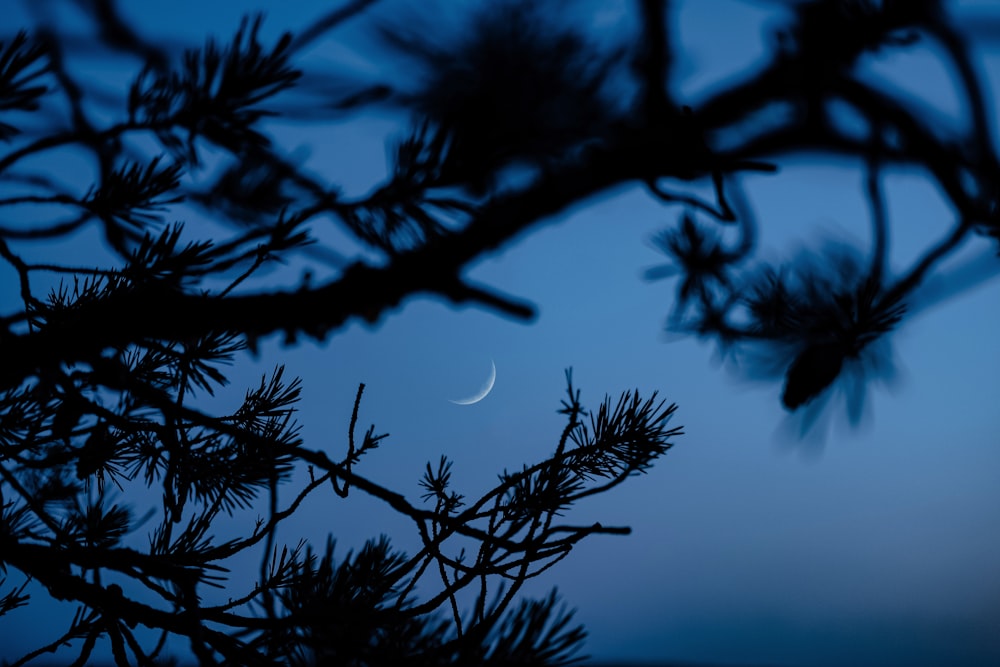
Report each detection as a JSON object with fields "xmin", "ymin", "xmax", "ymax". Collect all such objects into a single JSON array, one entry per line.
[{"xmin": 2, "ymin": 1, "xmax": 1000, "ymax": 665}]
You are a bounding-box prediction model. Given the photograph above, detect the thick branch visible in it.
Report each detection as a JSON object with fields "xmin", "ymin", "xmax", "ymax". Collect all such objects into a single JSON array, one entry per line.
[{"xmin": 0, "ymin": 136, "xmax": 713, "ymax": 388}]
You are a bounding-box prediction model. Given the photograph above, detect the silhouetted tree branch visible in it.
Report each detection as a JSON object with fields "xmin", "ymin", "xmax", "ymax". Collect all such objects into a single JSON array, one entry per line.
[{"xmin": 0, "ymin": 0, "xmax": 997, "ymax": 664}]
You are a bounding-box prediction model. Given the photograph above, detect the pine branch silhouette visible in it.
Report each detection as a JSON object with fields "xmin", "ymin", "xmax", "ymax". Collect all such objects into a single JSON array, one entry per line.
[{"xmin": 0, "ymin": 0, "xmax": 997, "ymax": 664}]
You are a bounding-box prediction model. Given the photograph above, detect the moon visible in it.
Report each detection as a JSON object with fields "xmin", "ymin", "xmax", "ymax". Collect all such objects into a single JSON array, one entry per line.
[{"xmin": 449, "ymin": 360, "xmax": 496, "ymax": 405}]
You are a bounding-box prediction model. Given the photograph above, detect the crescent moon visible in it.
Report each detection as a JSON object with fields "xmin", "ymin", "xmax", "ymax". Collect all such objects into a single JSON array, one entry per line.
[{"xmin": 449, "ymin": 360, "xmax": 496, "ymax": 405}]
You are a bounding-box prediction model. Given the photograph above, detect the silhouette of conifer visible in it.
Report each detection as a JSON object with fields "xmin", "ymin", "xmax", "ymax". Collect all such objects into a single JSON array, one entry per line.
[{"xmin": 0, "ymin": 0, "xmax": 998, "ymax": 664}]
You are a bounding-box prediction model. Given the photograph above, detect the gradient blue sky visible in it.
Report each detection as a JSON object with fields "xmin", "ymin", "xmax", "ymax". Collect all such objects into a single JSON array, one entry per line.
[{"xmin": 3, "ymin": 1, "xmax": 1000, "ymax": 666}]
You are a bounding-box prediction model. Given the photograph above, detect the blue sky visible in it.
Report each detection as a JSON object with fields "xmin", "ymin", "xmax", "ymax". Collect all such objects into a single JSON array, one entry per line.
[{"xmin": 2, "ymin": 1, "xmax": 1000, "ymax": 665}]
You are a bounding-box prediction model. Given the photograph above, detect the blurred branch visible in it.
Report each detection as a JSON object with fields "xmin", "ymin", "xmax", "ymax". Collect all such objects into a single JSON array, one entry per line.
[
  {"xmin": 290, "ymin": 0, "xmax": 382, "ymax": 53},
  {"xmin": 634, "ymin": 0, "xmax": 674, "ymax": 123},
  {"xmin": 2, "ymin": 0, "xmax": 999, "ymax": 661}
]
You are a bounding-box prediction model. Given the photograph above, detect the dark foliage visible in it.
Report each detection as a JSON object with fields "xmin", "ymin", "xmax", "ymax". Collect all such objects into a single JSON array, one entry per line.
[
  {"xmin": 379, "ymin": 0, "xmax": 621, "ymax": 193},
  {"xmin": 0, "ymin": 0, "xmax": 996, "ymax": 664},
  {"xmin": 640, "ymin": 0, "xmax": 1000, "ymax": 416}
]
